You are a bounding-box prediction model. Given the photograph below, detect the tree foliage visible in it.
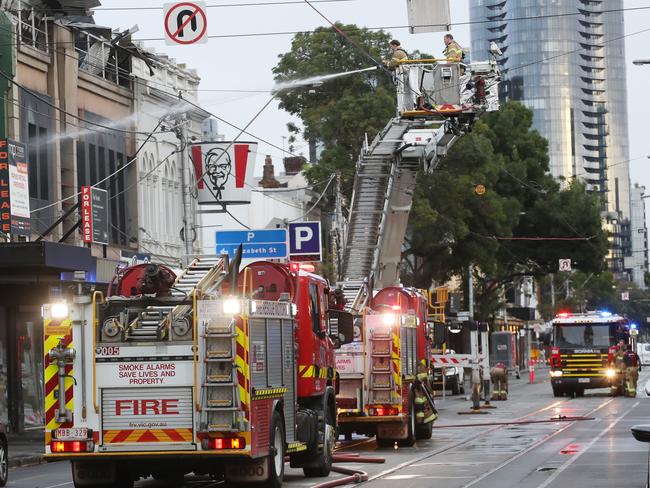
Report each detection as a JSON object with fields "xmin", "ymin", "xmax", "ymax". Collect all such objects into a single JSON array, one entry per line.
[
  {"xmin": 272, "ymin": 24, "xmax": 395, "ymax": 196},
  {"xmin": 402, "ymin": 103, "xmax": 608, "ymax": 318}
]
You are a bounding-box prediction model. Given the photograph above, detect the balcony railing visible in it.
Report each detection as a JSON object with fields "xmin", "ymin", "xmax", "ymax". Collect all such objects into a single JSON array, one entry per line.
[
  {"xmin": 75, "ymin": 30, "xmax": 131, "ymax": 89},
  {"xmin": 13, "ymin": 0, "xmax": 49, "ymax": 54}
]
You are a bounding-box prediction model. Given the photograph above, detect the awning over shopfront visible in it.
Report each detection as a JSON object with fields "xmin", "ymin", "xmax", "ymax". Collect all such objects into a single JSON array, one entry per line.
[{"xmin": 0, "ymin": 241, "xmax": 94, "ymax": 280}]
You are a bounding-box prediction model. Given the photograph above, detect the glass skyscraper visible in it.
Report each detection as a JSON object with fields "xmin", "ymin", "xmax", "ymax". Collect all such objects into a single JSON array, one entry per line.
[{"xmin": 470, "ymin": 0, "xmax": 631, "ymax": 271}]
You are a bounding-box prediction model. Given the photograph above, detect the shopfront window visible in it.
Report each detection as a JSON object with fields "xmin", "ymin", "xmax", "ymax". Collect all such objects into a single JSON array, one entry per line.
[{"xmin": 17, "ymin": 308, "xmax": 44, "ymax": 429}]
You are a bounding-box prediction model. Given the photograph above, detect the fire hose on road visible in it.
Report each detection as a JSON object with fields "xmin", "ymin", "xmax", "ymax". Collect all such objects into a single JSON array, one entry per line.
[{"xmin": 310, "ymin": 453, "xmax": 386, "ymax": 488}]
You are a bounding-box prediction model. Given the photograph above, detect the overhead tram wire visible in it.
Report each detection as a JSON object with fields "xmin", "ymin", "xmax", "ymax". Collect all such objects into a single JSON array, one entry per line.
[
  {"xmin": 4, "ymin": 5, "xmax": 649, "ymax": 44},
  {"xmin": 93, "ymin": 0, "xmax": 354, "ymax": 10}
]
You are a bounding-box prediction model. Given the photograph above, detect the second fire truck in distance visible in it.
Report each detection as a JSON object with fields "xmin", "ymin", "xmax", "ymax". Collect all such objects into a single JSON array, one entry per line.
[
  {"xmin": 549, "ymin": 311, "xmax": 630, "ymax": 397},
  {"xmin": 336, "ymin": 287, "xmax": 436, "ymax": 446},
  {"xmin": 42, "ymin": 256, "xmax": 353, "ymax": 488}
]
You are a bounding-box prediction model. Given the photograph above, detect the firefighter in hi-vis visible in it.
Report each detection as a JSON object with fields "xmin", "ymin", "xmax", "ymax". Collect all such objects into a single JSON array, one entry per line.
[
  {"xmin": 490, "ymin": 361, "xmax": 508, "ymax": 400},
  {"xmin": 415, "ymin": 361, "xmax": 438, "ymax": 423},
  {"xmin": 623, "ymin": 344, "xmax": 640, "ymax": 397}
]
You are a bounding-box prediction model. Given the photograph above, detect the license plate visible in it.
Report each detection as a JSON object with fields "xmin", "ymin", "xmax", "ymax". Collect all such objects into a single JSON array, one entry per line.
[
  {"xmin": 55, "ymin": 427, "xmax": 88, "ymax": 440},
  {"xmin": 578, "ymin": 378, "xmax": 590, "ymax": 384}
]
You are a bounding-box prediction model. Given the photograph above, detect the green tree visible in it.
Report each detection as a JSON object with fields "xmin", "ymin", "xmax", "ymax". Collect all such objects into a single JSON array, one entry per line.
[{"xmin": 272, "ymin": 24, "xmax": 396, "ymax": 196}]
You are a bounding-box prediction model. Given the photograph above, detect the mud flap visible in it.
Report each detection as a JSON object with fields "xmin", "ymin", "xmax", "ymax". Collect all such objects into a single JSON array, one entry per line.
[
  {"xmin": 72, "ymin": 461, "xmax": 116, "ymax": 487},
  {"xmin": 377, "ymin": 422, "xmax": 407, "ymax": 440},
  {"xmin": 225, "ymin": 457, "xmax": 270, "ymax": 484}
]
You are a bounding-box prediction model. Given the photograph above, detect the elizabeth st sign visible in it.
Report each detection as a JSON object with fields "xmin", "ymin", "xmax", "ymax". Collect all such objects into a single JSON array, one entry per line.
[{"xmin": 215, "ymin": 223, "xmax": 322, "ymax": 261}]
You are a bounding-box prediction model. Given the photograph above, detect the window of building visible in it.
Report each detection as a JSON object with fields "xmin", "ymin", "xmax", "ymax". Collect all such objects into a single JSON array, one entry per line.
[{"xmin": 76, "ymin": 113, "xmax": 129, "ymax": 246}]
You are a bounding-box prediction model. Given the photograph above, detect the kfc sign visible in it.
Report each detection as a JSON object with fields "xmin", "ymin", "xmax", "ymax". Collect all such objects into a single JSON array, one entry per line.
[{"xmin": 190, "ymin": 141, "xmax": 257, "ymax": 205}]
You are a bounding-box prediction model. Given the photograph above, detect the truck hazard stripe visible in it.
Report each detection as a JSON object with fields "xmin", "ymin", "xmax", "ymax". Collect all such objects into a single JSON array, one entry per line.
[
  {"xmin": 44, "ymin": 318, "xmax": 74, "ymax": 431},
  {"xmin": 103, "ymin": 428, "xmax": 193, "ymax": 444},
  {"xmin": 235, "ymin": 318, "xmax": 250, "ymax": 417}
]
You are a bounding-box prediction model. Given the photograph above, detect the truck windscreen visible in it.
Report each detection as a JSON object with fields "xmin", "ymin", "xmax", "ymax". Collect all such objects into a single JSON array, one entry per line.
[{"xmin": 554, "ymin": 323, "xmax": 613, "ymax": 348}]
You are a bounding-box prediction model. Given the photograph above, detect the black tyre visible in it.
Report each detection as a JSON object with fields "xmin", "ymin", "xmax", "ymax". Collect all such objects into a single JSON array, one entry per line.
[
  {"xmin": 450, "ymin": 376, "xmax": 461, "ymax": 395},
  {"xmin": 415, "ymin": 419, "xmax": 433, "ymax": 440},
  {"xmin": 398, "ymin": 396, "xmax": 416, "ymax": 447},
  {"xmin": 303, "ymin": 406, "xmax": 335, "ymax": 478},
  {"xmin": 0, "ymin": 437, "xmax": 7, "ymax": 487},
  {"xmin": 552, "ymin": 385, "xmax": 563, "ymax": 397},
  {"xmin": 265, "ymin": 411, "xmax": 285, "ymax": 488},
  {"xmin": 344, "ymin": 433, "xmax": 352, "ymax": 441},
  {"xmin": 376, "ymin": 437, "xmax": 395, "ymax": 448},
  {"xmin": 575, "ymin": 389, "xmax": 585, "ymax": 398}
]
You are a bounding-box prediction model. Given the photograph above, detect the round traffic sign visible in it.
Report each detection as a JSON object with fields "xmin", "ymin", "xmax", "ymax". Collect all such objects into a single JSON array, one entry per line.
[{"xmin": 164, "ymin": 2, "xmax": 208, "ymax": 45}]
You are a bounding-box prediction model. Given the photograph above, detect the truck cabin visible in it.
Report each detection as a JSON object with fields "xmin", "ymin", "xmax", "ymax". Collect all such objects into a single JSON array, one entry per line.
[
  {"xmin": 238, "ymin": 261, "xmax": 352, "ymax": 397},
  {"xmin": 372, "ymin": 287, "xmax": 429, "ymax": 360},
  {"xmin": 552, "ymin": 311, "xmax": 629, "ymax": 352}
]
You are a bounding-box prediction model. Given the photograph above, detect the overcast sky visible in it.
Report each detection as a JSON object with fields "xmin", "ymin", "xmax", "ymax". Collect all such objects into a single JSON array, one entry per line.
[{"xmin": 95, "ymin": 0, "xmax": 650, "ymax": 231}]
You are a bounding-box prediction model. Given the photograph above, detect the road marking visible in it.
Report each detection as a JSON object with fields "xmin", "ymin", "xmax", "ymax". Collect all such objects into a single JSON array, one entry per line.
[
  {"xmin": 534, "ymin": 400, "xmax": 640, "ymax": 488},
  {"xmin": 367, "ymin": 398, "xmax": 570, "ymax": 482},
  {"xmin": 42, "ymin": 482, "xmax": 73, "ymax": 488},
  {"xmin": 460, "ymin": 397, "xmax": 615, "ymax": 488}
]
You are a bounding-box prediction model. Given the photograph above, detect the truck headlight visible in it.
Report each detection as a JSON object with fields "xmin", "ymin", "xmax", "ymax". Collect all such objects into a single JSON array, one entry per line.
[
  {"xmin": 382, "ymin": 314, "xmax": 397, "ymax": 326},
  {"xmin": 550, "ymin": 370, "xmax": 563, "ymax": 378},
  {"xmin": 51, "ymin": 303, "xmax": 69, "ymax": 319},
  {"xmin": 222, "ymin": 298, "xmax": 241, "ymax": 315},
  {"xmin": 606, "ymin": 368, "xmax": 617, "ymax": 378}
]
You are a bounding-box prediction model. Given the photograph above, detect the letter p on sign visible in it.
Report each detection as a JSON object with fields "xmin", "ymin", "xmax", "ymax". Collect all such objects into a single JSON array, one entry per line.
[{"xmin": 289, "ymin": 222, "xmax": 321, "ymax": 262}]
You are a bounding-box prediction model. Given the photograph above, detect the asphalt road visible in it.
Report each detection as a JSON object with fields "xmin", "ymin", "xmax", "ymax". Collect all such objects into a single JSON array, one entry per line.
[{"xmin": 7, "ymin": 371, "xmax": 650, "ymax": 488}]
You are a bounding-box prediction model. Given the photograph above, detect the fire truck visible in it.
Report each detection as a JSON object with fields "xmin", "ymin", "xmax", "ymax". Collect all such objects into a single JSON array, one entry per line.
[
  {"xmin": 336, "ymin": 287, "xmax": 435, "ymax": 446},
  {"xmin": 334, "ymin": 58, "xmax": 501, "ymax": 443},
  {"xmin": 42, "ymin": 257, "xmax": 352, "ymax": 488},
  {"xmin": 549, "ymin": 311, "xmax": 630, "ymax": 397}
]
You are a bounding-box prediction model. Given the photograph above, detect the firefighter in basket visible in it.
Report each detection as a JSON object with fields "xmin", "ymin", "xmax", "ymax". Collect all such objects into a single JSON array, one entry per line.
[{"xmin": 490, "ymin": 361, "xmax": 508, "ymax": 401}]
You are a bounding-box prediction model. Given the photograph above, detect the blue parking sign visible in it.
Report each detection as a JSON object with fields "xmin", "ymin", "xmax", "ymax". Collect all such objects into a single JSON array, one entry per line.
[{"xmin": 288, "ymin": 222, "xmax": 321, "ymax": 261}]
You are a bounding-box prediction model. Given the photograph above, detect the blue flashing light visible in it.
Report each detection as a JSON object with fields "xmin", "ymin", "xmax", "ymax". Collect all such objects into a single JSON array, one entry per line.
[
  {"xmin": 600, "ymin": 311, "xmax": 612, "ymax": 317},
  {"xmin": 631, "ymin": 323, "xmax": 639, "ymax": 330}
]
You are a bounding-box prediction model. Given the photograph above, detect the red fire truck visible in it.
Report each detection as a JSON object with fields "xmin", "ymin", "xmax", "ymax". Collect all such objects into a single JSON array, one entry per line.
[
  {"xmin": 42, "ymin": 257, "xmax": 352, "ymax": 488},
  {"xmin": 336, "ymin": 287, "xmax": 436, "ymax": 446}
]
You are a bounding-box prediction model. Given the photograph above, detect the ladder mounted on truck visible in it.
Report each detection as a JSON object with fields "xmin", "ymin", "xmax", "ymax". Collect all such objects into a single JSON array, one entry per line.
[{"xmin": 339, "ymin": 59, "xmax": 500, "ymax": 300}]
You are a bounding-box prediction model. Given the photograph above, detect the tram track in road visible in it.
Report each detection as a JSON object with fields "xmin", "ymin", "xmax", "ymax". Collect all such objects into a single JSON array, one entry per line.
[{"xmin": 362, "ymin": 397, "xmax": 575, "ymax": 484}]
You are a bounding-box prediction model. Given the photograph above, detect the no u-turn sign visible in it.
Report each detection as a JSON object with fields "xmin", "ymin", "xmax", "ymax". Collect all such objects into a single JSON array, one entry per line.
[{"xmin": 164, "ymin": 2, "xmax": 208, "ymax": 45}]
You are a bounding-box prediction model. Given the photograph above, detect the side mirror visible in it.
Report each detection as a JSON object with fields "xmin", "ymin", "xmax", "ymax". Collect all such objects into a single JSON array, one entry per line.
[
  {"xmin": 328, "ymin": 309, "xmax": 355, "ymax": 346},
  {"xmin": 631, "ymin": 425, "xmax": 650, "ymax": 443}
]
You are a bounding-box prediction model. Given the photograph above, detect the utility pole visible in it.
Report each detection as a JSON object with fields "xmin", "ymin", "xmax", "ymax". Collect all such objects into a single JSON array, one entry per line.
[
  {"xmin": 468, "ymin": 264, "xmax": 481, "ymax": 410},
  {"xmin": 172, "ymin": 112, "xmax": 194, "ymax": 265},
  {"xmin": 332, "ymin": 171, "xmax": 344, "ymax": 280},
  {"xmin": 550, "ymin": 273, "xmax": 555, "ymax": 312}
]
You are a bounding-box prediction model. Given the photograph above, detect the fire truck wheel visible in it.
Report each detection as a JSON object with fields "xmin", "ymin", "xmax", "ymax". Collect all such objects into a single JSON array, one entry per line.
[
  {"xmin": 0, "ymin": 436, "xmax": 7, "ymax": 487},
  {"xmin": 266, "ymin": 411, "xmax": 285, "ymax": 488},
  {"xmin": 303, "ymin": 407, "xmax": 335, "ymax": 477},
  {"xmin": 575, "ymin": 389, "xmax": 585, "ymax": 398},
  {"xmin": 398, "ymin": 397, "xmax": 416, "ymax": 447},
  {"xmin": 552, "ymin": 385, "xmax": 564, "ymax": 397}
]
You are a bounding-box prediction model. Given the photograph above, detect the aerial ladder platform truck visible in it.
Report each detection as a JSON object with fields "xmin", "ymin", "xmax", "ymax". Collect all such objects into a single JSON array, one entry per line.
[
  {"xmin": 335, "ymin": 57, "xmax": 501, "ymax": 444},
  {"xmin": 42, "ymin": 256, "xmax": 352, "ymax": 488}
]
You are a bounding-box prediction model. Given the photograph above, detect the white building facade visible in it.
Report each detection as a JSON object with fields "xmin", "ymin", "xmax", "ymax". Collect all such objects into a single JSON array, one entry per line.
[{"xmin": 132, "ymin": 53, "xmax": 203, "ymax": 265}]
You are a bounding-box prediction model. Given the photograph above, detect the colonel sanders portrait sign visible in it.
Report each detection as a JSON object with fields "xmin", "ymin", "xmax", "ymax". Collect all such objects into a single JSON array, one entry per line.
[{"xmin": 190, "ymin": 141, "xmax": 258, "ymax": 205}]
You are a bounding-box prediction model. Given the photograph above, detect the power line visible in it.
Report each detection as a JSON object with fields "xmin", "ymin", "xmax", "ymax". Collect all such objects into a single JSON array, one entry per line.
[
  {"xmin": 288, "ymin": 175, "xmax": 335, "ymax": 222},
  {"xmin": 92, "ymin": 0, "xmax": 354, "ymax": 10}
]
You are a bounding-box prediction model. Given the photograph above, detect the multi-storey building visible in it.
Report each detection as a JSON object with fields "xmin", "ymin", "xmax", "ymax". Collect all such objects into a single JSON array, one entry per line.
[
  {"xmin": 0, "ymin": 2, "xmax": 202, "ymax": 431},
  {"xmin": 470, "ymin": 0, "xmax": 631, "ymax": 272},
  {"xmin": 627, "ymin": 184, "xmax": 649, "ymax": 289}
]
